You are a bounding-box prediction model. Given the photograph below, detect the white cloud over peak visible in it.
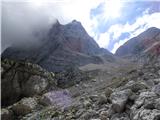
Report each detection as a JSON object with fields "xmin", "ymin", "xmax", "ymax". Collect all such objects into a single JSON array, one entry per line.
[
  {"xmin": 2, "ymin": 0, "xmax": 104, "ymax": 51},
  {"xmin": 2, "ymin": 0, "xmax": 125, "ymax": 50}
]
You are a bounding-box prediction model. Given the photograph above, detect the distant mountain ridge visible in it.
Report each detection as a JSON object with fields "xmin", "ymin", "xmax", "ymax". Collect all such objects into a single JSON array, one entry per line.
[
  {"xmin": 116, "ymin": 27, "xmax": 160, "ymax": 58},
  {"xmin": 2, "ymin": 20, "xmax": 113, "ymax": 72}
]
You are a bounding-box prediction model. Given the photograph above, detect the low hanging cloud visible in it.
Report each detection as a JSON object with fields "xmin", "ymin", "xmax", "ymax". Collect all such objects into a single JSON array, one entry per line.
[
  {"xmin": 1, "ymin": 0, "xmax": 104, "ymax": 52},
  {"xmin": 97, "ymin": 32, "xmax": 110, "ymax": 48},
  {"xmin": 1, "ymin": 0, "xmax": 127, "ymax": 52},
  {"xmin": 2, "ymin": 1, "xmax": 56, "ymax": 51}
]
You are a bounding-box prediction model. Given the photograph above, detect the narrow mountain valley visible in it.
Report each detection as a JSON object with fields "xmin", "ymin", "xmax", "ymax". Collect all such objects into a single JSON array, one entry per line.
[{"xmin": 1, "ymin": 20, "xmax": 160, "ymax": 120}]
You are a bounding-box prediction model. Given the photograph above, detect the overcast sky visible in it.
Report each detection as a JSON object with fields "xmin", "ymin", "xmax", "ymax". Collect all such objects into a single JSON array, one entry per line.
[{"xmin": 2, "ymin": 0, "xmax": 160, "ymax": 53}]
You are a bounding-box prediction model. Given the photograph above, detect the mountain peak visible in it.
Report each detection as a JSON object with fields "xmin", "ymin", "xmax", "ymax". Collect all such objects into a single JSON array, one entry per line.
[
  {"xmin": 72, "ymin": 19, "xmax": 80, "ymax": 23},
  {"xmin": 146, "ymin": 27, "xmax": 160, "ymax": 31},
  {"xmin": 67, "ymin": 20, "xmax": 84, "ymax": 30},
  {"xmin": 71, "ymin": 20, "xmax": 82, "ymax": 25},
  {"xmin": 116, "ymin": 27, "xmax": 160, "ymax": 57},
  {"xmin": 2, "ymin": 19, "xmax": 112, "ymax": 72},
  {"xmin": 55, "ymin": 19, "xmax": 60, "ymax": 24}
]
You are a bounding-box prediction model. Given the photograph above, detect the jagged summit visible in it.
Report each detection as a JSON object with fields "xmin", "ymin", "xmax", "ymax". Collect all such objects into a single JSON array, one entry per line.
[
  {"xmin": 2, "ymin": 20, "xmax": 113, "ymax": 72},
  {"xmin": 71, "ymin": 19, "xmax": 82, "ymax": 24}
]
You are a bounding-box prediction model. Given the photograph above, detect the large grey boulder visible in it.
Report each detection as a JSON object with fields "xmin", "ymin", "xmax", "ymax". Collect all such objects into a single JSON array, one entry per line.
[
  {"xmin": 12, "ymin": 97, "xmax": 37, "ymax": 116},
  {"xmin": 152, "ymin": 83, "xmax": 160, "ymax": 96},
  {"xmin": 22, "ymin": 75, "xmax": 48, "ymax": 96},
  {"xmin": 145, "ymin": 79, "xmax": 155, "ymax": 87},
  {"xmin": 110, "ymin": 89, "xmax": 132, "ymax": 113},
  {"xmin": 1, "ymin": 59, "xmax": 55, "ymax": 106}
]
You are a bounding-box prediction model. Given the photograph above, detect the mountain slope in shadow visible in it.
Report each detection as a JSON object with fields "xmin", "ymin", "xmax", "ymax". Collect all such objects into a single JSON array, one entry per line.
[{"xmin": 2, "ymin": 20, "xmax": 114, "ymax": 72}]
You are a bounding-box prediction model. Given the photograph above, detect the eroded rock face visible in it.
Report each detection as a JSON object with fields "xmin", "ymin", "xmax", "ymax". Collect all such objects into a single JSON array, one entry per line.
[
  {"xmin": 22, "ymin": 75, "xmax": 48, "ymax": 96},
  {"xmin": 1, "ymin": 67, "xmax": 21, "ymax": 106},
  {"xmin": 1, "ymin": 59, "xmax": 55, "ymax": 107}
]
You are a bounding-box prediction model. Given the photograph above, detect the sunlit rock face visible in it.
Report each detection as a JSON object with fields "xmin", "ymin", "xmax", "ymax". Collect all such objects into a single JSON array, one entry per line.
[
  {"xmin": 2, "ymin": 20, "xmax": 113, "ymax": 72},
  {"xmin": 116, "ymin": 27, "xmax": 160, "ymax": 59}
]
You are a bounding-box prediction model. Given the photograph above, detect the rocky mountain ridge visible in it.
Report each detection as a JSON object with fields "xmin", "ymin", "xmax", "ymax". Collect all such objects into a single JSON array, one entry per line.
[
  {"xmin": 2, "ymin": 20, "xmax": 114, "ymax": 72},
  {"xmin": 116, "ymin": 27, "xmax": 160, "ymax": 61}
]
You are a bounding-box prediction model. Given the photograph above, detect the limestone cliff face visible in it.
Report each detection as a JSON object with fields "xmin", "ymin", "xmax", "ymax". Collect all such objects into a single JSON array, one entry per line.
[{"xmin": 2, "ymin": 20, "xmax": 113, "ymax": 72}]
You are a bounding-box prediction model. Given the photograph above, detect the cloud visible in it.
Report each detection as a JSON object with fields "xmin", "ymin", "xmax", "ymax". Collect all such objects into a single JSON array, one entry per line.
[
  {"xmin": 1, "ymin": 0, "xmax": 104, "ymax": 51},
  {"xmin": 2, "ymin": 1, "xmax": 57, "ymax": 51},
  {"xmin": 1, "ymin": 0, "xmax": 125, "ymax": 52},
  {"xmin": 97, "ymin": 32, "xmax": 110, "ymax": 48}
]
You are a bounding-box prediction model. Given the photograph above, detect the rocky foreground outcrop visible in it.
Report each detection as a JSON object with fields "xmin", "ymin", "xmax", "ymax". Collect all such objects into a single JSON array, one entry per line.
[
  {"xmin": 1, "ymin": 58, "xmax": 89, "ymax": 108},
  {"xmin": 1, "ymin": 59, "xmax": 56, "ymax": 107},
  {"xmin": 1, "ymin": 57, "xmax": 160, "ymax": 120}
]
